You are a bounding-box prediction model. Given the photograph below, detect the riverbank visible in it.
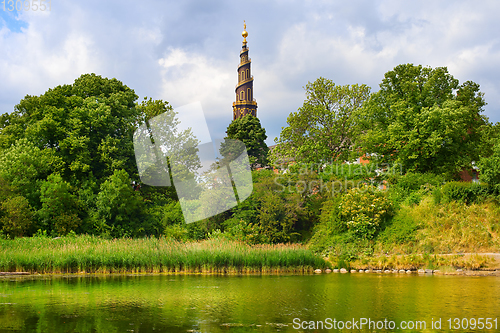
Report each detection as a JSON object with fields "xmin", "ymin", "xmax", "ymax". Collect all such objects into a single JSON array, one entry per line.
[
  {"xmin": 314, "ymin": 267, "xmax": 500, "ymax": 276},
  {"xmin": 327, "ymin": 252, "xmax": 500, "ymax": 274},
  {"xmin": 2, "ymin": 235, "xmax": 499, "ymax": 276},
  {"xmin": 0, "ymin": 235, "xmax": 330, "ymax": 274}
]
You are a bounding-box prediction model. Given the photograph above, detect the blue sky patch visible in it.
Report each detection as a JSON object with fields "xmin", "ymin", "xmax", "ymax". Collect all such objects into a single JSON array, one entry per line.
[{"xmin": 0, "ymin": 10, "xmax": 28, "ymax": 33}]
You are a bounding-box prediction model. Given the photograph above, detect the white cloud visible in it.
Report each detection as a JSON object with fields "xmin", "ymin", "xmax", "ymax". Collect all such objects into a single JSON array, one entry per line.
[{"xmin": 158, "ymin": 48, "xmax": 234, "ymax": 120}]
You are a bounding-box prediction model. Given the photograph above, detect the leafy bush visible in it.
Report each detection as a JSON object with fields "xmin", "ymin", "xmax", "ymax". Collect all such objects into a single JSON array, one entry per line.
[
  {"xmin": 163, "ymin": 223, "xmax": 189, "ymax": 241},
  {"xmin": 290, "ymin": 161, "xmax": 379, "ymax": 183},
  {"xmin": 257, "ymin": 190, "xmax": 302, "ymax": 243},
  {"xmin": 221, "ymin": 218, "xmax": 264, "ymax": 244},
  {"xmin": 403, "ymin": 191, "xmax": 424, "ymax": 206},
  {"xmin": 309, "ymin": 185, "xmax": 392, "ymax": 255},
  {"xmin": 156, "ymin": 200, "xmax": 184, "ymax": 227},
  {"xmin": 338, "ymin": 185, "xmax": 393, "ymax": 239},
  {"xmin": 53, "ymin": 214, "xmax": 82, "ymax": 236},
  {"xmin": 390, "ymin": 172, "xmax": 444, "ymax": 191},
  {"xmin": 309, "ymin": 228, "xmax": 373, "ymax": 264},
  {"xmin": 225, "ymin": 170, "xmax": 310, "ymax": 244},
  {"xmin": 441, "ymin": 181, "xmax": 490, "ymax": 204},
  {"xmin": 387, "ymin": 172, "xmax": 444, "ymax": 205}
]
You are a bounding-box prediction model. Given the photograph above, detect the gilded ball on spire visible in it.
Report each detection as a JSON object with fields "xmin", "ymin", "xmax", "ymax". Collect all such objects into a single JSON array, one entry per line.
[{"xmin": 242, "ymin": 21, "xmax": 248, "ymax": 40}]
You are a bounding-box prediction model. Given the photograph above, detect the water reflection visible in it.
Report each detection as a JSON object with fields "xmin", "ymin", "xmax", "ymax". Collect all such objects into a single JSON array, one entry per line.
[{"xmin": 0, "ymin": 274, "xmax": 499, "ymax": 332}]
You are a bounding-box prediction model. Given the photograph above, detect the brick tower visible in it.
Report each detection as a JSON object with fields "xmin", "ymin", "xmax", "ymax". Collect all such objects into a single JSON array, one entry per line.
[{"xmin": 232, "ymin": 21, "xmax": 257, "ymax": 120}]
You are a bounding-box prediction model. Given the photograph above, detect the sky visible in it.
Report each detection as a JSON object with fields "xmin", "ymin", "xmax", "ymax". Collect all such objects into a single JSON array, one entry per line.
[{"xmin": 1, "ymin": 0, "xmax": 499, "ymax": 145}]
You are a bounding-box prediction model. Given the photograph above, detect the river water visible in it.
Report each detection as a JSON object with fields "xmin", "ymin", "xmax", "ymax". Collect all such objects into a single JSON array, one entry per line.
[{"xmin": 0, "ymin": 273, "xmax": 499, "ymax": 332}]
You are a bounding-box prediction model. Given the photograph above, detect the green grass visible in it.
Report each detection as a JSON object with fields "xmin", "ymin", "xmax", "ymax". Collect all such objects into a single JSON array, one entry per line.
[
  {"xmin": 0, "ymin": 235, "xmax": 330, "ymax": 274},
  {"xmin": 377, "ymin": 196, "xmax": 500, "ymax": 254}
]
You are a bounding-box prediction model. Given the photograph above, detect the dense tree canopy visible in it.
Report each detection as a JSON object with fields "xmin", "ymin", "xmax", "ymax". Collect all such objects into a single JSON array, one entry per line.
[
  {"xmin": 0, "ymin": 74, "xmax": 180, "ymax": 237},
  {"xmin": 270, "ymin": 78, "xmax": 370, "ymax": 166},
  {"xmin": 0, "ymin": 73, "xmax": 141, "ymax": 185},
  {"xmin": 0, "ymin": 66, "xmax": 496, "ymax": 243},
  {"xmin": 357, "ymin": 64, "xmax": 488, "ymax": 176}
]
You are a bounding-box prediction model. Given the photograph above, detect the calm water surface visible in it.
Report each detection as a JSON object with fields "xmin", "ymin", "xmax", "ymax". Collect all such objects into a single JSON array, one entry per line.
[{"xmin": 0, "ymin": 273, "xmax": 499, "ymax": 332}]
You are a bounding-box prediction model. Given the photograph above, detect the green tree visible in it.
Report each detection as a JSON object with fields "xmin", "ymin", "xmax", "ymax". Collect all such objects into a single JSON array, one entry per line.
[
  {"xmin": 478, "ymin": 122, "xmax": 500, "ymax": 160},
  {"xmin": 0, "ymin": 176, "xmax": 14, "ymax": 203},
  {"xmin": 357, "ymin": 64, "xmax": 488, "ymax": 176},
  {"xmin": 225, "ymin": 115, "xmax": 269, "ymax": 169},
  {"xmin": 0, "ymin": 73, "xmax": 140, "ymax": 186},
  {"xmin": 39, "ymin": 173, "xmax": 82, "ymax": 235},
  {"xmin": 0, "ymin": 196, "xmax": 34, "ymax": 238},
  {"xmin": 478, "ymin": 138, "xmax": 500, "ymax": 190},
  {"xmin": 95, "ymin": 169, "xmax": 146, "ymax": 237},
  {"xmin": 134, "ymin": 97, "xmax": 203, "ymax": 195},
  {"xmin": 270, "ymin": 78, "xmax": 370, "ymax": 166},
  {"xmin": 224, "ymin": 170, "xmax": 308, "ymax": 243},
  {"xmin": 0, "ymin": 138, "xmax": 63, "ymax": 208}
]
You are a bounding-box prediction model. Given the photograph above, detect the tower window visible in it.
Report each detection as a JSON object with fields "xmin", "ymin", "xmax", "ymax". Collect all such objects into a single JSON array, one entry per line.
[
  {"xmin": 247, "ymin": 88, "xmax": 251, "ymax": 101},
  {"xmin": 240, "ymin": 91, "xmax": 245, "ymax": 101}
]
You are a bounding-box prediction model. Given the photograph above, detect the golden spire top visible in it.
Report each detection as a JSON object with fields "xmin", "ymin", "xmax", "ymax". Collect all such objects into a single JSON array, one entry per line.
[{"xmin": 242, "ymin": 20, "xmax": 248, "ymax": 46}]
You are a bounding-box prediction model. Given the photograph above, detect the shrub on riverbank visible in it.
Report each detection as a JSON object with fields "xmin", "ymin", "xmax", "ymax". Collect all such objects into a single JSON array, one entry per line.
[
  {"xmin": 312, "ymin": 195, "xmax": 500, "ymax": 269},
  {"xmin": 0, "ymin": 235, "xmax": 330, "ymax": 274}
]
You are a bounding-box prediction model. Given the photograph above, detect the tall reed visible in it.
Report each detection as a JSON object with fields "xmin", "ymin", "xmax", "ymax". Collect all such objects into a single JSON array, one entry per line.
[{"xmin": 0, "ymin": 235, "xmax": 329, "ymax": 274}]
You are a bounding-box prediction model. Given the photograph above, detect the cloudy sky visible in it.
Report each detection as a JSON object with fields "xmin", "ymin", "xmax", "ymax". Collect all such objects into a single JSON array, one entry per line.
[{"xmin": 1, "ymin": 0, "xmax": 499, "ymax": 145}]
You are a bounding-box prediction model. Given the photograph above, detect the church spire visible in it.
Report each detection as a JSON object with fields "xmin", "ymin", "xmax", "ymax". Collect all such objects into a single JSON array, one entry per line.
[
  {"xmin": 242, "ymin": 21, "xmax": 248, "ymax": 46},
  {"xmin": 233, "ymin": 21, "xmax": 257, "ymax": 120}
]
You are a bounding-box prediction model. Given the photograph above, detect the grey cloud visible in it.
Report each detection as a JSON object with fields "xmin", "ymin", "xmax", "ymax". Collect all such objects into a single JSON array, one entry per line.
[{"xmin": 1, "ymin": 0, "xmax": 499, "ymax": 144}]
